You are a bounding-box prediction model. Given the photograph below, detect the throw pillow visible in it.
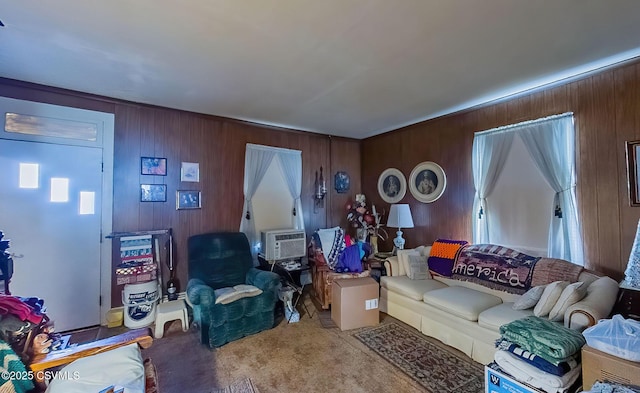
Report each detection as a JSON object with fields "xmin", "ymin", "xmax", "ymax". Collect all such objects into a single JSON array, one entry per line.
[
  {"xmin": 397, "ymin": 246, "xmax": 424, "ymax": 276},
  {"xmin": 548, "ymin": 281, "xmax": 588, "ymax": 322},
  {"xmin": 428, "ymin": 239, "xmax": 469, "ymax": 277},
  {"xmin": 407, "ymin": 254, "xmax": 431, "ymax": 280},
  {"xmin": 533, "ymin": 281, "xmax": 569, "ymax": 317},
  {"xmin": 214, "ymin": 285, "xmax": 263, "ymax": 305},
  {"xmin": 512, "ymin": 285, "xmax": 546, "ymax": 310}
]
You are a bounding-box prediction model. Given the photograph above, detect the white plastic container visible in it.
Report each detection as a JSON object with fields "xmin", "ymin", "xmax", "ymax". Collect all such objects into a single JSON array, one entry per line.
[{"xmin": 122, "ymin": 281, "xmax": 159, "ymax": 328}]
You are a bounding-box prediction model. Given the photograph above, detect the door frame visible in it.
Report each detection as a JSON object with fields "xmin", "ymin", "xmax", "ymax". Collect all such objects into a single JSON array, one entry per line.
[{"xmin": 0, "ymin": 96, "xmax": 114, "ymax": 326}]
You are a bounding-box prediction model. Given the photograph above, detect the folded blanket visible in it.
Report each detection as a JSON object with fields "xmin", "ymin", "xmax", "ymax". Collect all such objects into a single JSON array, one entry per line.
[
  {"xmin": 496, "ymin": 339, "xmax": 578, "ymax": 376},
  {"xmin": 499, "ymin": 316, "xmax": 586, "ymax": 362},
  {"xmin": 494, "ymin": 350, "xmax": 581, "ymax": 392},
  {"xmin": 316, "ymin": 227, "xmax": 346, "ymax": 269}
]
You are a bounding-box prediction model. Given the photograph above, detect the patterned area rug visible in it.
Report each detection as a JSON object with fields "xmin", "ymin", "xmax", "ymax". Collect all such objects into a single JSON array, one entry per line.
[
  {"xmin": 210, "ymin": 377, "xmax": 259, "ymax": 393},
  {"xmin": 354, "ymin": 323, "xmax": 484, "ymax": 393}
]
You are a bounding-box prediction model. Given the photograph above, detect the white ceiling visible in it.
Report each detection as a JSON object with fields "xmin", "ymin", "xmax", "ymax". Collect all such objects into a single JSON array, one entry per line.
[{"xmin": 2, "ymin": 1, "xmax": 640, "ymax": 139}]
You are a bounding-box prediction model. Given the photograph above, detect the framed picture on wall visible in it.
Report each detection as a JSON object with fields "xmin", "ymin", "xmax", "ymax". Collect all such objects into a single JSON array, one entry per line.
[
  {"xmin": 626, "ymin": 140, "xmax": 640, "ymax": 206},
  {"xmin": 141, "ymin": 157, "xmax": 167, "ymax": 176},
  {"xmin": 180, "ymin": 162, "xmax": 200, "ymax": 182},
  {"xmin": 176, "ymin": 190, "xmax": 202, "ymax": 210},
  {"xmin": 140, "ymin": 184, "xmax": 167, "ymax": 202},
  {"xmin": 408, "ymin": 161, "xmax": 447, "ymax": 203},
  {"xmin": 377, "ymin": 168, "xmax": 406, "ymax": 204}
]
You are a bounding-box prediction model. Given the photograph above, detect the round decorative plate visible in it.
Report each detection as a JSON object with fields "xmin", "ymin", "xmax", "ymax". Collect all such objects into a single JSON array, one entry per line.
[
  {"xmin": 377, "ymin": 168, "xmax": 406, "ymax": 204},
  {"xmin": 408, "ymin": 161, "xmax": 446, "ymax": 203}
]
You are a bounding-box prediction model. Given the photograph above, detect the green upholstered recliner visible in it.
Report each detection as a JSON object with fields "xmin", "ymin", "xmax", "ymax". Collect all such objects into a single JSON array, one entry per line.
[{"xmin": 186, "ymin": 232, "xmax": 281, "ymax": 348}]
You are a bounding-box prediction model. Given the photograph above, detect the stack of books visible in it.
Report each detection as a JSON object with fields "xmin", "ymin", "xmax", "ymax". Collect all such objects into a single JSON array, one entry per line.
[{"xmin": 115, "ymin": 235, "xmax": 157, "ymax": 285}]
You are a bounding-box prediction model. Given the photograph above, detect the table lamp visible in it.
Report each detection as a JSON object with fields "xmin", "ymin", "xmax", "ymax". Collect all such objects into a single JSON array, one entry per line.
[{"xmin": 387, "ymin": 204, "xmax": 414, "ymax": 251}]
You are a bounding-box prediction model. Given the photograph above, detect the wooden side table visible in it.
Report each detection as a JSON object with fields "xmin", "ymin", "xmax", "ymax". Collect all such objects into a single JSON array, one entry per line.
[
  {"xmin": 309, "ymin": 257, "xmax": 371, "ymax": 309},
  {"xmin": 611, "ymin": 286, "xmax": 640, "ymax": 321}
]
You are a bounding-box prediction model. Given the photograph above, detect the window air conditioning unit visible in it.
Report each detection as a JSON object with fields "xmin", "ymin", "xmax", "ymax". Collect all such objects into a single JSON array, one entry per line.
[{"xmin": 260, "ymin": 228, "xmax": 306, "ymax": 261}]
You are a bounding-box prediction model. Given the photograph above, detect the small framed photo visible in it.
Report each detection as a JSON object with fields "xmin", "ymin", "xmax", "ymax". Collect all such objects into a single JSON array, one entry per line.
[
  {"xmin": 181, "ymin": 162, "xmax": 200, "ymax": 182},
  {"xmin": 377, "ymin": 168, "xmax": 406, "ymax": 204},
  {"xmin": 140, "ymin": 184, "xmax": 167, "ymax": 202},
  {"xmin": 177, "ymin": 190, "xmax": 202, "ymax": 210},
  {"xmin": 141, "ymin": 157, "xmax": 167, "ymax": 176},
  {"xmin": 626, "ymin": 140, "xmax": 640, "ymax": 206},
  {"xmin": 408, "ymin": 161, "xmax": 447, "ymax": 203}
]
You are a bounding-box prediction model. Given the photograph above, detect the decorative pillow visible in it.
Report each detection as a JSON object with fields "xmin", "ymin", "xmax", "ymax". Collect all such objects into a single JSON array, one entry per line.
[
  {"xmin": 548, "ymin": 281, "xmax": 588, "ymax": 321},
  {"xmin": 512, "ymin": 285, "xmax": 546, "ymax": 310},
  {"xmin": 451, "ymin": 244, "xmax": 541, "ymax": 295},
  {"xmin": 533, "ymin": 281, "xmax": 569, "ymax": 317},
  {"xmin": 428, "ymin": 239, "xmax": 469, "ymax": 277},
  {"xmin": 397, "ymin": 246, "xmax": 424, "ymax": 275},
  {"xmin": 214, "ymin": 285, "xmax": 263, "ymax": 305},
  {"xmin": 407, "ymin": 254, "xmax": 431, "ymax": 280},
  {"xmin": 46, "ymin": 343, "xmax": 144, "ymax": 393}
]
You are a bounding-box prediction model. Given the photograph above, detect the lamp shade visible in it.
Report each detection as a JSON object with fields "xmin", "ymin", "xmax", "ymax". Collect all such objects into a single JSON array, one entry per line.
[{"xmin": 387, "ymin": 204, "xmax": 414, "ymax": 229}]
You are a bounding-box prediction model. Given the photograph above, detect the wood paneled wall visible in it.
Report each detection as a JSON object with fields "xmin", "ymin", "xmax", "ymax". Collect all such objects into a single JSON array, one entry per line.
[
  {"xmin": 362, "ymin": 59, "xmax": 640, "ymax": 280},
  {"xmin": 0, "ymin": 78, "xmax": 361, "ymax": 307}
]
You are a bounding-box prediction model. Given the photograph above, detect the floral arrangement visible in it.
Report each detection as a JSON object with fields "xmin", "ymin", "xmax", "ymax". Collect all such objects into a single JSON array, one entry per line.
[{"xmin": 346, "ymin": 194, "xmax": 388, "ymax": 241}]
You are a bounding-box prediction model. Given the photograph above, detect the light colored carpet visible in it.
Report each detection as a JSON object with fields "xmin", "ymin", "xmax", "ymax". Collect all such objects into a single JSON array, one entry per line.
[{"xmin": 144, "ymin": 303, "xmax": 484, "ymax": 393}]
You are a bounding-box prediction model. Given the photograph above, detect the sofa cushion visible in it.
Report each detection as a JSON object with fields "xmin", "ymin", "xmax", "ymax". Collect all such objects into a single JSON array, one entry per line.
[
  {"xmin": 380, "ymin": 276, "xmax": 447, "ymax": 301},
  {"xmin": 533, "ymin": 280, "xmax": 569, "ymax": 317},
  {"xmin": 422, "ymin": 286, "xmax": 502, "ymax": 321},
  {"xmin": 478, "ymin": 303, "xmax": 534, "ymax": 331}
]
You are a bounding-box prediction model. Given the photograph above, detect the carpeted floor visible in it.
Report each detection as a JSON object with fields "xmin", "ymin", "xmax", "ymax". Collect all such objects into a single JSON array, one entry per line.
[
  {"xmin": 64, "ymin": 291, "xmax": 483, "ymax": 393},
  {"xmin": 137, "ymin": 299, "xmax": 485, "ymax": 393}
]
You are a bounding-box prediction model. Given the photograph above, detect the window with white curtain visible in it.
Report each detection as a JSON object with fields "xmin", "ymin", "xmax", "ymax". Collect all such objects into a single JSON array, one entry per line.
[
  {"xmin": 239, "ymin": 144, "xmax": 304, "ymax": 259},
  {"xmin": 252, "ymin": 156, "xmax": 294, "ymax": 235},
  {"xmin": 472, "ymin": 113, "xmax": 583, "ymax": 265},
  {"xmin": 487, "ymin": 135, "xmax": 554, "ymax": 256}
]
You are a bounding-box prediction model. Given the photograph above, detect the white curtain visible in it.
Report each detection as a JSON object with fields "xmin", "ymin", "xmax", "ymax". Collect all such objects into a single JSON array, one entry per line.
[
  {"xmin": 472, "ymin": 131, "xmax": 514, "ymax": 243},
  {"xmin": 240, "ymin": 145, "xmax": 276, "ymax": 255},
  {"xmin": 240, "ymin": 143, "xmax": 304, "ymax": 260},
  {"xmin": 278, "ymin": 150, "xmax": 305, "ymax": 231},
  {"xmin": 519, "ymin": 115, "xmax": 584, "ymax": 265}
]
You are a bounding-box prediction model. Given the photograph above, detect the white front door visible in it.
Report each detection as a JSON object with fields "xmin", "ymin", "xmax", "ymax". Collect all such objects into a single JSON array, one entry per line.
[
  {"xmin": 0, "ymin": 96, "xmax": 114, "ymax": 332},
  {"xmin": 0, "ymin": 139, "xmax": 103, "ymax": 331}
]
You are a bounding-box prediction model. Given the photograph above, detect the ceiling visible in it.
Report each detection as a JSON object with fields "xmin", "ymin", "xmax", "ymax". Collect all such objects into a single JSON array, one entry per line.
[{"xmin": 2, "ymin": 1, "xmax": 640, "ymax": 139}]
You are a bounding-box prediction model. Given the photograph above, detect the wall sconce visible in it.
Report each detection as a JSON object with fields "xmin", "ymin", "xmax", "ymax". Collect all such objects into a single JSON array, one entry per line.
[{"xmin": 314, "ymin": 166, "xmax": 327, "ymax": 211}]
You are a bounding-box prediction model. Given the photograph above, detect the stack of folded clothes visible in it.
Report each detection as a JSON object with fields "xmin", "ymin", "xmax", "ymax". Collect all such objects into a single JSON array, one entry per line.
[{"xmin": 495, "ymin": 316, "xmax": 585, "ymax": 393}]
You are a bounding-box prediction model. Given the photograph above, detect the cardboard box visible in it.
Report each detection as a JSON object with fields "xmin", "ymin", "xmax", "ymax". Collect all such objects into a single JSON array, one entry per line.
[
  {"xmin": 485, "ymin": 363, "xmax": 544, "ymax": 393},
  {"xmin": 582, "ymin": 345, "xmax": 640, "ymax": 390},
  {"xmin": 485, "ymin": 362, "xmax": 582, "ymax": 393},
  {"xmin": 331, "ymin": 277, "xmax": 379, "ymax": 331}
]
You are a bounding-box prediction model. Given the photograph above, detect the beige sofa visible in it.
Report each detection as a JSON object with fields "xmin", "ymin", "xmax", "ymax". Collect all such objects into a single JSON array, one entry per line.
[{"xmin": 380, "ymin": 246, "xmax": 620, "ymax": 365}]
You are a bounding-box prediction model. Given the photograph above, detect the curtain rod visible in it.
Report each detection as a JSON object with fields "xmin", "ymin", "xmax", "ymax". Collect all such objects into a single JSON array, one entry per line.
[
  {"xmin": 246, "ymin": 143, "xmax": 301, "ymax": 155},
  {"xmin": 474, "ymin": 112, "xmax": 574, "ymax": 136}
]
